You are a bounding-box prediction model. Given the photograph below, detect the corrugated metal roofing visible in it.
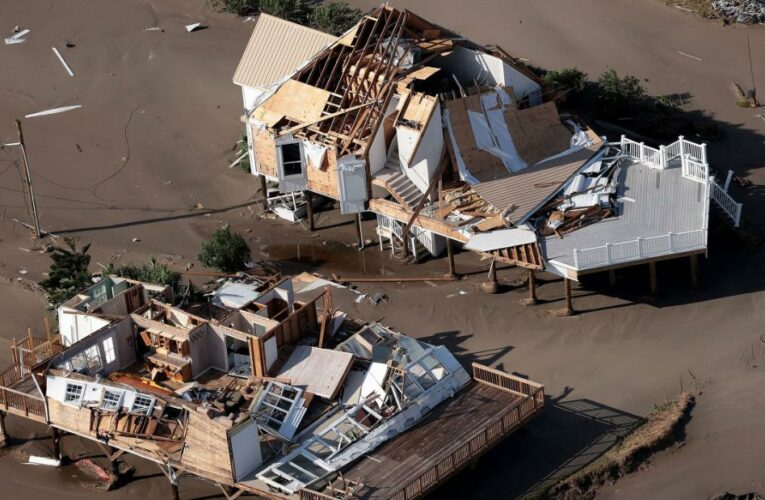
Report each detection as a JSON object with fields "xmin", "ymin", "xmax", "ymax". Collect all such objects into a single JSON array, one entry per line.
[
  {"xmin": 472, "ymin": 145, "xmax": 601, "ymax": 224},
  {"xmin": 233, "ymin": 14, "xmax": 337, "ymax": 89}
]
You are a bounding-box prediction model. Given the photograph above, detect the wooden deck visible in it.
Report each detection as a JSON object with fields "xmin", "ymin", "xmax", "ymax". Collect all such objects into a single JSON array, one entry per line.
[{"xmin": 305, "ymin": 364, "xmax": 544, "ymax": 500}]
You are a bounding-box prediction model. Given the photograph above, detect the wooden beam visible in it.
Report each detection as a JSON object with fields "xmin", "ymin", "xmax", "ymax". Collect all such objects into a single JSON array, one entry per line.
[
  {"xmin": 278, "ymin": 100, "xmax": 379, "ymax": 138},
  {"xmin": 317, "ymin": 288, "xmax": 332, "ymax": 348},
  {"xmin": 368, "ymin": 198, "xmax": 467, "ymax": 242}
]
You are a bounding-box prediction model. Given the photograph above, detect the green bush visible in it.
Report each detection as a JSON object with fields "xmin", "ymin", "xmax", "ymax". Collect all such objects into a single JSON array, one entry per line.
[
  {"xmin": 198, "ymin": 226, "xmax": 251, "ymax": 273},
  {"xmin": 208, "ymin": 0, "xmax": 258, "ymax": 15},
  {"xmin": 314, "ymin": 1, "xmax": 362, "ymax": 35},
  {"xmin": 103, "ymin": 258, "xmax": 182, "ymax": 293},
  {"xmin": 39, "ymin": 237, "xmax": 92, "ymax": 308},
  {"xmin": 259, "ymin": 0, "xmax": 312, "ymax": 24},
  {"xmin": 596, "ymin": 69, "xmax": 646, "ymax": 113},
  {"xmin": 542, "ymin": 67, "xmax": 588, "ymax": 95},
  {"xmin": 237, "ymin": 134, "xmax": 251, "ymax": 173}
]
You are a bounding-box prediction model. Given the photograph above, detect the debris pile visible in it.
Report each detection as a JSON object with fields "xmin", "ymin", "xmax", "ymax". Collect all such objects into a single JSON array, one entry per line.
[{"xmin": 713, "ymin": 0, "xmax": 765, "ymax": 23}]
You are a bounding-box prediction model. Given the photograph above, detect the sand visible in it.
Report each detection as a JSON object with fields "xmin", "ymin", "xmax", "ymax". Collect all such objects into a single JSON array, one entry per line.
[{"xmin": 0, "ymin": 0, "xmax": 764, "ymax": 498}]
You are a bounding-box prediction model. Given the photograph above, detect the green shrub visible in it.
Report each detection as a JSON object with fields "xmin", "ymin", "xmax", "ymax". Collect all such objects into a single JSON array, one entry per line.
[
  {"xmin": 103, "ymin": 258, "xmax": 182, "ymax": 293},
  {"xmin": 542, "ymin": 67, "xmax": 588, "ymax": 95},
  {"xmin": 313, "ymin": 1, "xmax": 362, "ymax": 35},
  {"xmin": 596, "ymin": 69, "xmax": 646, "ymax": 112},
  {"xmin": 259, "ymin": 0, "xmax": 312, "ymax": 24},
  {"xmin": 39, "ymin": 237, "xmax": 92, "ymax": 308},
  {"xmin": 237, "ymin": 134, "xmax": 251, "ymax": 173},
  {"xmin": 198, "ymin": 226, "xmax": 251, "ymax": 273},
  {"xmin": 208, "ymin": 0, "xmax": 258, "ymax": 15}
]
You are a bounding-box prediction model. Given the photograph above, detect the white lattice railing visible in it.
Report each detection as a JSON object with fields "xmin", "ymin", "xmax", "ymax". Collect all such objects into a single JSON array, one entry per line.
[
  {"xmin": 572, "ymin": 229, "xmax": 707, "ymax": 270},
  {"xmin": 709, "ymin": 177, "xmax": 743, "ymax": 227},
  {"xmin": 682, "ymin": 156, "xmax": 708, "ymax": 183}
]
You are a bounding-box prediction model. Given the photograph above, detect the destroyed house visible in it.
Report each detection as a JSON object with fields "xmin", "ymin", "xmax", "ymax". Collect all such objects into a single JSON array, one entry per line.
[
  {"xmin": 235, "ymin": 5, "xmax": 742, "ymax": 292},
  {"xmin": 57, "ymin": 275, "xmax": 172, "ymax": 347},
  {"xmin": 0, "ymin": 273, "xmax": 545, "ymax": 498}
]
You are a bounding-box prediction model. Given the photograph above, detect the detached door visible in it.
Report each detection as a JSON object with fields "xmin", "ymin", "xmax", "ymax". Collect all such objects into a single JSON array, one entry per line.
[
  {"xmin": 336, "ymin": 155, "xmax": 368, "ymax": 214},
  {"xmin": 276, "ymin": 136, "xmax": 307, "ymax": 192}
]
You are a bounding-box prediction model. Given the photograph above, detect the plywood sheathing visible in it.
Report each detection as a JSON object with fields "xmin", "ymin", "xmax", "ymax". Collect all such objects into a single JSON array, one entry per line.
[
  {"xmin": 445, "ymin": 97, "xmax": 507, "ymax": 182},
  {"xmin": 503, "ymin": 101, "xmax": 572, "ymax": 166},
  {"xmin": 401, "ymin": 92, "xmax": 438, "ymax": 128},
  {"xmin": 276, "ymin": 346, "xmax": 353, "ymax": 399},
  {"xmin": 252, "ymin": 128, "xmax": 278, "ymax": 178},
  {"xmin": 251, "ymin": 80, "xmax": 330, "ymax": 125}
]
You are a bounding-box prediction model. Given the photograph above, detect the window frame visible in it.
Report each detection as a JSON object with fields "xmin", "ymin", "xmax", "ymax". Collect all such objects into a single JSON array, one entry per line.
[
  {"xmin": 278, "ymin": 142, "xmax": 304, "ymax": 178},
  {"xmin": 102, "ymin": 337, "xmax": 116, "ymax": 364},
  {"xmin": 64, "ymin": 382, "xmax": 86, "ymax": 407},
  {"xmin": 131, "ymin": 394, "xmax": 155, "ymax": 415},
  {"xmin": 100, "ymin": 388, "xmax": 124, "ymax": 411}
]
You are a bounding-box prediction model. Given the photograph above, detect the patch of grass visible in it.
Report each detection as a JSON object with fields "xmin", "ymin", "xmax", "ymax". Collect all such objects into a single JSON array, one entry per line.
[{"xmin": 546, "ymin": 393, "xmax": 695, "ymax": 499}]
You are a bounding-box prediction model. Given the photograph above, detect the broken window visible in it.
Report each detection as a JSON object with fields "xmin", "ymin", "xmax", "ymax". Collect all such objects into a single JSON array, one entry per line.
[
  {"xmin": 100, "ymin": 388, "xmax": 123, "ymax": 411},
  {"xmin": 280, "ymin": 143, "xmax": 303, "ymax": 177},
  {"xmin": 64, "ymin": 382, "xmax": 85, "ymax": 405},
  {"xmin": 131, "ymin": 394, "xmax": 154, "ymax": 415},
  {"xmin": 251, "ymin": 381, "xmax": 306, "ymax": 440},
  {"xmin": 102, "ymin": 337, "xmax": 116, "ymax": 364}
]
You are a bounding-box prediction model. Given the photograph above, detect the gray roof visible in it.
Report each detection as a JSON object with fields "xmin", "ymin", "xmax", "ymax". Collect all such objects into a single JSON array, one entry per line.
[
  {"xmin": 472, "ymin": 145, "xmax": 600, "ymax": 224},
  {"xmin": 233, "ymin": 14, "xmax": 336, "ymax": 89}
]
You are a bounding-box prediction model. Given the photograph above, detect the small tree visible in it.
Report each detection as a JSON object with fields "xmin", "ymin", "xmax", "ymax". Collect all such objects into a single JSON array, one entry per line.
[
  {"xmin": 104, "ymin": 258, "xmax": 182, "ymax": 293},
  {"xmin": 313, "ymin": 1, "xmax": 362, "ymax": 35},
  {"xmin": 596, "ymin": 69, "xmax": 646, "ymax": 111},
  {"xmin": 39, "ymin": 237, "xmax": 92, "ymax": 308},
  {"xmin": 259, "ymin": 0, "xmax": 312, "ymax": 24},
  {"xmin": 198, "ymin": 226, "xmax": 251, "ymax": 273},
  {"xmin": 542, "ymin": 68, "xmax": 588, "ymax": 95}
]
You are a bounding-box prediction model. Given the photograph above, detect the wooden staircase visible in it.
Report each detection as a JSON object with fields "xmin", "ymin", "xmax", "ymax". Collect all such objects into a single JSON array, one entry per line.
[{"xmin": 373, "ymin": 143, "xmax": 424, "ymax": 211}]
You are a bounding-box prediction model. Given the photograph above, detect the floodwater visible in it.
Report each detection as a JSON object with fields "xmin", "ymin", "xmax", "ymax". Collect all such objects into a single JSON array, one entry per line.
[{"xmin": 262, "ymin": 240, "xmax": 394, "ymax": 276}]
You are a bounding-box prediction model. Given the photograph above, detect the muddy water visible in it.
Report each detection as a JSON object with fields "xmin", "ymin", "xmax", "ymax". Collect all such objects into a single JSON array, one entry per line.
[{"xmin": 262, "ymin": 240, "xmax": 394, "ymax": 276}]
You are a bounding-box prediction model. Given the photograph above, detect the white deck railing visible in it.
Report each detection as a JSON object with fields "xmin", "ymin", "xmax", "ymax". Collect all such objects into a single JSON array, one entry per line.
[
  {"xmin": 619, "ymin": 135, "xmax": 708, "ymax": 184},
  {"xmin": 572, "ymin": 229, "xmax": 707, "ymax": 270},
  {"xmin": 709, "ymin": 177, "xmax": 743, "ymax": 227}
]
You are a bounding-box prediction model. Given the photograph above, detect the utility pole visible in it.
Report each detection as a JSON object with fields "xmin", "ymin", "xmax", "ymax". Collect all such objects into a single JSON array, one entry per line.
[{"xmin": 14, "ymin": 119, "xmax": 42, "ymax": 238}]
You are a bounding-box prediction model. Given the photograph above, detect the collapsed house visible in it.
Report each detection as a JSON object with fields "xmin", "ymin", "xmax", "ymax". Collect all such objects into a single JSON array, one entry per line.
[
  {"xmin": 234, "ymin": 5, "xmax": 743, "ymax": 305},
  {"xmin": 0, "ymin": 272, "xmax": 544, "ymax": 499}
]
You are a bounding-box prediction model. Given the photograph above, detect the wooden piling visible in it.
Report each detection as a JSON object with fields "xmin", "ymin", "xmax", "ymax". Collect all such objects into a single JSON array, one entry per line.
[
  {"xmin": 305, "ymin": 191, "xmax": 315, "ymax": 232},
  {"xmin": 562, "ymin": 278, "xmax": 574, "ymax": 316},
  {"xmin": 446, "ymin": 238, "xmax": 456, "ymax": 277},
  {"xmin": 0, "ymin": 412, "xmax": 8, "ymax": 448},
  {"xmin": 354, "ymin": 214, "xmax": 363, "ymax": 250},
  {"xmin": 608, "ymin": 269, "xmax": 616, "ymax": 288},
  {"xmin": 527, "ymin": 269, "xmax": 537, "ymax": 305},
  {"xmin": 51, "ymin": 427, "xmax": 62, "ymax": 461},
  {"xmin": 649, "ymin": 261, "xmax": 658, "ymax": 295},
  {"xmin": 259, "ymin": 175, "xmax": 268, "ymax": 212},
  {"xmin": 690, "ymin": 254, "xmax": 699, "ymax": 289}
]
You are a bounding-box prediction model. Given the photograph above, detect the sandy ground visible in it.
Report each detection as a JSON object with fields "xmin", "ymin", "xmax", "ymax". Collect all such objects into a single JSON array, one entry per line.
[{"xmin": 0, "ymin": 0, "xmax": 764, "ymax": 498}]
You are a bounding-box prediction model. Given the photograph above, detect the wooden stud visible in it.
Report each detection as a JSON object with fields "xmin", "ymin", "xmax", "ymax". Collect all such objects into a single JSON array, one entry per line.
[
  {"xmin": 690, "ymin": 254, "xmax": 699, "ymax": 289},
  {"xmin": 446, "ymin": 238, "xmax": 456, "ymax": 277},
  {"xmin": 305, "ymin": 191, "xmax": 315, "ymax": 232},
  {"xmin": 527, "ymin": 269, "xmax": 537, "ymax": 305},
  {"xmin": 649, "ymin": 261, "xmax": 658, "ymax": 295}
]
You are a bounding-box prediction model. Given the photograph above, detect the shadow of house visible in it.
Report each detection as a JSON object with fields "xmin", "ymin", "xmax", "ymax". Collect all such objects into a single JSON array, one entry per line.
[
  {"xmin": 419, "ymin": 330, "xmax": 514, "ymax": 369},
  {"xmin": 434, "ymin": 394, "xmax": 644, "ymax": 499}
]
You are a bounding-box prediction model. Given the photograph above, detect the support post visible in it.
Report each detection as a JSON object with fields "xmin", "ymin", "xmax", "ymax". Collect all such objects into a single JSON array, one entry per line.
[
  {"xmin": 355, "ymin": 213, "xmax": 363, "ymax": 250},
  {"xmin": 649, "ymin": 261, "xmax": 658, "ymax": 295},
  {"xmin": 489, "ymin": 259, "xmax": 497, "ymax": 284},
  {"xmin": 690, "ymin": 254, "xmax": 699, "ymax": 290},
  {"xmin": 609, "ymin": 269, "xmax": 616, "ymax": 288},
  {"xmin": 171, "ymin": 482, "xmax": 180, "ymax": 500},
  {"xmin": 51, "ymin": 427, "xmax": 62, "ymax": 461},
  {"xmin": 305, "ymin": 191, "xmax": 315, "ymax": 232},
  {"xmin": 0, "ymin": 412, "xmax": 8, "ymax": 448},
  {"xmin": 723, "ymin": 170, "xmax": 734, "ymax": 192},
  {"xmin": 562, "ymin": 278, "xmax": 574, "ymax": 316},
  {"xmin": 259, "ymin": 175, "xmax": 268, "ymax": 212},
  {"xmin": 527, "ymin": 269, "xmax": 537, "ymax": 305},
  {"xmin": 446, "ymin": 238, "xmax": 456, "ymax": 277}
]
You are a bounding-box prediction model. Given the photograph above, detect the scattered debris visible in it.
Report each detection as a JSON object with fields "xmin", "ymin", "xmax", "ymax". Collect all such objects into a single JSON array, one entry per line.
[
  {"xmin": 677, "ymin": 50, "xmax": 702, "ymax": 62},
  {"xmin": 28, "ymin": 455, "xmax": 61, "ymax": 467},
  {"xmin": 52, "ymin": 46, "xmax": 75, "ymax": 77},
  {"xmin": 131, "ymin": 237, "xmax": 140, "ymax": 243},
  {"xmin": 185, "ymin": 23, "xmax": 205, "ymax": 33},
  {"xmin": 65, "ymin": 41, "xmax": 75, "ymax": 48},
  {"xmin": 5, "ymin": 28, "xmax": 30, "ymax": 45},
  {"xmin": 144, "ymin": 26, "xmax": 163, "ymax": 32},
  {"xmin": 25, "ymin": 104, "xmax": 82, "ymax": 119},
  {"xmin": 228, "ymin": 151, "xmax": 248, "ymax": 169}
]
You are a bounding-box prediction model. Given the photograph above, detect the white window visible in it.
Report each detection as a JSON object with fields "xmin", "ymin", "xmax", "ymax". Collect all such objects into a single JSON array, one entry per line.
[
  {"xmin": 64, "ymin": 383, "xmax": 85, "ymax": 406},
  {"xmin": 102, "ymin": 337, "xmax": 116, "ymax": 364},
  {"xmin": 131, "ymin": 394, "xmax": 154, "ymax": 415},
  {"xmin": 279, "ymin": 143, "xmax": 303, "ymax": 177},
  {"xmin": 100, "ymin": 389, "xmax": 123, "ymax": 411}
]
